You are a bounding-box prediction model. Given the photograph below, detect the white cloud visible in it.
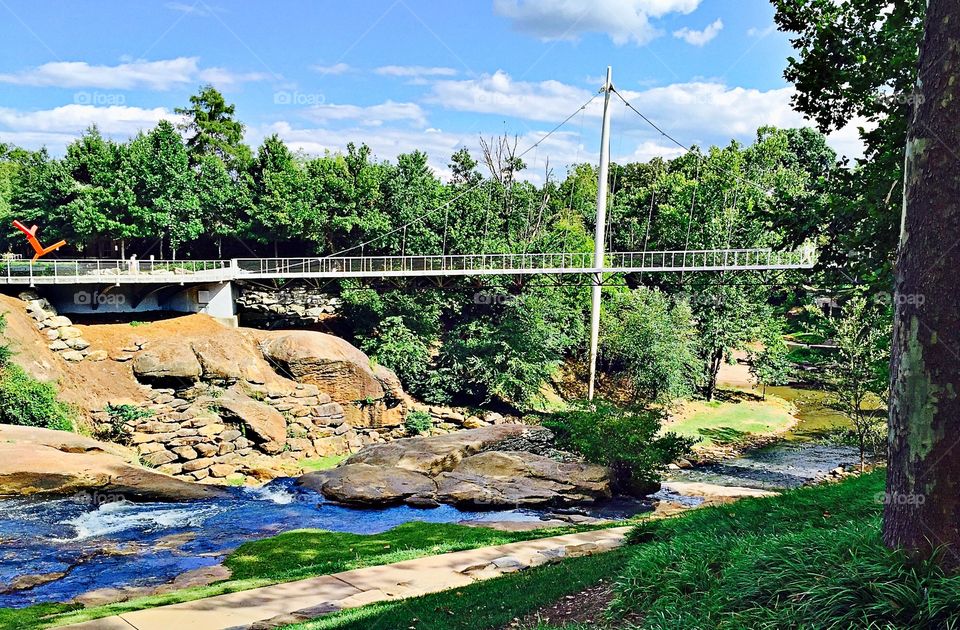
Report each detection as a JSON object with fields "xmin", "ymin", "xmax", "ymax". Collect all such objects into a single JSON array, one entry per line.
[
  {"xmin": 0, "ymin": 104, "xmax": 180, "ymax": 150},
  {"xmin": 746, "ymin": 24, "xmax": 776, "ymax": 38},
  {"xmin": 375, "ymin": 65, "xmax": 458, "ymax": 78},
  {"xmin": 311, "ymin": 63, "xmax": 351, "ymax": 75},
  {"xmin": 428, "ymin": 71, "xmax": 866, "ymax": 159},
  {"xmin": 0, "ymin": 57, "xmax": 267, "ymax": 91},
  {"xmin": 302, "ymin": 101, "xmax": 427, "ymax": 127},
  {"xmin": 673, "ymin": 18, "xmax": 723, "ymax": 46},
  {"xmin": 428, "ymin": 70, "xmax": 597, "ymax": 122},
  {"xmin": 493, "ymin": 0, "xmax": 702, "ymax": 45}
]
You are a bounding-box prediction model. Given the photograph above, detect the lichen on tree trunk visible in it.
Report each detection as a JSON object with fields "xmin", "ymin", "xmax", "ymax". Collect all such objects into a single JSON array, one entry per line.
[{"xmin": 883, "ymin": 0, "xmax": 960, "ymax": 567}]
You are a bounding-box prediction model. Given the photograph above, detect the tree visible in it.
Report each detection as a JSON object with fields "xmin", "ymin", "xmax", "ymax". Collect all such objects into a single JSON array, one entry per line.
[
  {"xmin": 825, "ymin": 297, "xmax": 888, "ymax": 471},
  {"xmin": 772, "ymin": 0, "xmax": 926, "ymax": 287},
  {"xmin": 600, "ymin": 288, "xmax": 700, "ymax": 405},
  {"xmin": 175, "ymin": 85, "xmax": 251, "ymax": 172},
  {"xmin": 883, "ymin": 0, "xmax": 960, "ymax": 568},
  {"xmin": 248, "ymin": 134, "xmax": 314, "ymax": 250},
  {"xmin": 749, "ymin": 319, "xmax": 793, "ymax": 400},
  {"xmin": 127, "ymin": 120, "xmax": 201, "ymax": 255}
]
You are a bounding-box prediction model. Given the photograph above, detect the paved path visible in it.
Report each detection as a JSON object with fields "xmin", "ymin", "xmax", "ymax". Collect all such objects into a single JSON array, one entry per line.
[{"xmin": 64, "ymin": 526, "xmax": 631, "ymax": 630}]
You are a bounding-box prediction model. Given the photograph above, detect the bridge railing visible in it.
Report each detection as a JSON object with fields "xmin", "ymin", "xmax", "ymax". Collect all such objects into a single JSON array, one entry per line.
[
  {"xmin": 0, "ymin": 246, "xmax": 816, "ymax": 283},
  {"xmin": 234, "ymin": 247, "xmax": 815, "ymax": 277},
  {"xmin": 0, "ymin": 259, "xmax": 233, "ymax": 283}
]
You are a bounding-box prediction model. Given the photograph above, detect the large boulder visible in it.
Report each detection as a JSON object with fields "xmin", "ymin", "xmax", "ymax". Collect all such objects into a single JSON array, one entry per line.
[
  {"xmin": 132, "ymin": 342, "xmax": 202, "ymax": 384},
  {"xmin": 299, "ymin": 463, "xmax": 436, "ymax": 506},
  {"xmin": 258, "ymin": 330, "xmax": 408, "ymax": 427},
  {"xmin": 297, "ymin": 425, "xmax": 612, "ymax": 509},
  {"xmin": 435, "ymin": 451, "xmax": 612, "ymax": 508},
  {"xmin": 215, "ymin": 390, "xmax": 288, "ymax": 454},
  {"xmin": 0, "ymin": 425, "xmax": 226, "ymax": 501},
  {"xmin": 258, "ymin": 330, "xmax": 386, "ymax": 401},
  {"xmin": 345, "ymin": 425, "xmax": 532, "ymax": 476}
]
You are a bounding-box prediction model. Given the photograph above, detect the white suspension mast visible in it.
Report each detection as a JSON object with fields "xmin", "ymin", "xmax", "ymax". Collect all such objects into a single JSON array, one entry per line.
[{"xmin": 588, "ymin": 66, "xmax": 613, "ymax": 401}]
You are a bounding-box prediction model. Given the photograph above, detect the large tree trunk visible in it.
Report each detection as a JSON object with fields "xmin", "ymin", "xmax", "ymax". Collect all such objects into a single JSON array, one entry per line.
[{"xmin": 883, "ymin": 0, "xmax": 960, "ymax": 568}]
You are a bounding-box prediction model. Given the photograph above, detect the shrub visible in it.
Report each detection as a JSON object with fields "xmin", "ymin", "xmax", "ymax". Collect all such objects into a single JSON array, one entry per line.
[
  {"xmin": 0, "ymin": 364, "xmax": 74, "ymax": 431},
  {"xmin": 542, "ymin": 401, "xmax": 696, "ymax": 494},
  {"xmin": 404, "ymin": 410, "xmax": 433, "ymax": 435},
  {"xmin": 96, "ymin": 403, "xmax": 152, "ymax": 444}
]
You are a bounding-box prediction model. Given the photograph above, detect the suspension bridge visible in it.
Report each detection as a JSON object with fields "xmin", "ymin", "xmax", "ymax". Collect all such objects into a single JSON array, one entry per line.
[{"xmin": 6, "ymin": 67, "xmax": 815, "ymax": 399}]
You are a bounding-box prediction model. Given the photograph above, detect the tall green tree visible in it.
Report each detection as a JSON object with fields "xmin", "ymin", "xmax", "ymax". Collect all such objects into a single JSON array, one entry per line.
[
  {"xmin": 127, "ymin": 120, "xmax": 201, "ymax": 254},
  {"xmin": 600, "ymin": 288, "xmax": 700, "ymax": 405},
  {"xmin": 826, "ymin": 296, "xmax": 888, "ymax": 472},
  {"xmin": 772, "ymin": 0, "xmax": 925, "ymax": 287},
  {"xmin": 883, "ymin": 0, "xmax": 960, "ymax": 568},
  {"xmin": 175, "ymin": 85, "xmax": 251, "ymax": 172}
]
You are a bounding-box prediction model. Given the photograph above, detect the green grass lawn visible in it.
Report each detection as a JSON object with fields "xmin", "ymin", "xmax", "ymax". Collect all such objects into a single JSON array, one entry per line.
[
  {"xmin": 297, "ymin": 454, "xmax": 348, "ymax": 472},
  {"xmin": 0, "ymin": 522, "xmax": 591, "ymax": 630},
  {"xmin": 665, "ymin": 397, "xmax": 797, "ymax": 446},
  {"xmin": 288, "ymin": 471, "xmax": 960, "ymax": 630}
]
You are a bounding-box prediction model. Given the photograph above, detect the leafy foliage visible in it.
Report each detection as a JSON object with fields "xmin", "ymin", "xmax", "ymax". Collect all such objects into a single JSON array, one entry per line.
[
  {"xmin": 0, "ymin": 364, "xmax": 74, "ymax": 432},
  {"xmin": 0, "ymin": 313, "xmax": 73, "ymax": 432},
  {"xmin": 824, "ymin": 296, "xmax": 890, "ymax": 470},
  {"xmin": 96, "ymin": 403, "xmax": 153, "ymax": 444},
  {"xmin": 543, "ymin": 401, "xmax": 696, "ymax": 492},
  {"xmin": 600, "ymin": 288, "xmax": 700, "ymax": 404},
  {"xmin": 403, "ymin": 410, "xmax": 433, "ymax": 436},
  {"xmin": 748, "ymin": 318, "xmax": 793, "ymax": 398}
]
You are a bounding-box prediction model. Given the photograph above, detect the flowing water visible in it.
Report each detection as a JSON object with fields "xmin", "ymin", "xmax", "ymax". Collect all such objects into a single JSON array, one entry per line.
[
  {"xmin": 665, "ymin": 385, "xmax": 862, "ymax": 490},
  {"xmin": 0, "ymin": 479, "xmax": 648, "ymax": 608},
  {"xmin": 0, "ymin": 385, "xmax": 859, "ymax": 609}
]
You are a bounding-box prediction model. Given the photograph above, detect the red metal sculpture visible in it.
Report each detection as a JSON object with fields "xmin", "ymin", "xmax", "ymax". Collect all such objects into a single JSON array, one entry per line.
[{"xmin": 12, "ymin": 220, "xmax": 67, "ymax": 261}]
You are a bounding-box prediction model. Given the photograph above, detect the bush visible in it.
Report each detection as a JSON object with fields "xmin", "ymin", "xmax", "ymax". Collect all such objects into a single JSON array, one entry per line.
[
  {"xmin": 404, "ymin": 410, "xmax": 433, "ymax": 435},
  {"xmin": 95, "ymin": 403, "xmax": 153, "ymax": 444},
  {"xmin": 542, "ymin": 401, "xmax": 696, "ymax": 494},
  {"xmin": 0, "ymin": 364, "xmax": 74, "ymax": 431}
]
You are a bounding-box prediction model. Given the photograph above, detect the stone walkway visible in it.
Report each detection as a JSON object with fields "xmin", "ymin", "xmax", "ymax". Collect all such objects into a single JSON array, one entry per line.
[{"xmin": 64, "ymin": 526, "xmax": 631, "ymax": 630}]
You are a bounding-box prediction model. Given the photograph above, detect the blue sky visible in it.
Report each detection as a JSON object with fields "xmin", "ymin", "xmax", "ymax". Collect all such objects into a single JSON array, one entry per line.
[{"xmin": 0, "ymin": 0, "xmax": 864, "ymax": 180}]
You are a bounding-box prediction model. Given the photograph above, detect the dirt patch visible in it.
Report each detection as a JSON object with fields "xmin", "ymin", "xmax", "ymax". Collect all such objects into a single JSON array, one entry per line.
[{"xmin": 506, "ymin": 578, "xmax": 640, "ymax": 629}]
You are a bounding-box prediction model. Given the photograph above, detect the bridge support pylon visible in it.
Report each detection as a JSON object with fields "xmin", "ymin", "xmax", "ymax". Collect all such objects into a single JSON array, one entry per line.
[{"xmin": 587, "ymin": 66, "xmax": 613, "ymax": 401}]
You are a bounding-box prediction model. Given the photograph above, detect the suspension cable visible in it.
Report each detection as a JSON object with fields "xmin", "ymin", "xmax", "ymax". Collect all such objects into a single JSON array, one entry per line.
[{"xmin": 326, "ymin": 92, "xmax": 601, "ymax": 258}]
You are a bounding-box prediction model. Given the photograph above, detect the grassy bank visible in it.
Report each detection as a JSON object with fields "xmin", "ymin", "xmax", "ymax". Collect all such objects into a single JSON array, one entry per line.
[
  {"xmin": 0, "ymin": 522, "xmax": 591, "ymax": 630},
  {"xmin": 285, "ymin": 471, "xmax": 960, "ymax": 629},
  {"xmin": 665, "ymin": 393, "xmax": 797, "ymax": 447}
]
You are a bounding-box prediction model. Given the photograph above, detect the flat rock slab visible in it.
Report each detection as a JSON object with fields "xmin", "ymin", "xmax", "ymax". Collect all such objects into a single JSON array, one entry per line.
[
  {"xmin": 0, "ymin": 425, "xmax": 226, "ymax": 501},
  {"xmin": 63, "ymin": 527, "xmax": 630, "ymax": 630}
]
